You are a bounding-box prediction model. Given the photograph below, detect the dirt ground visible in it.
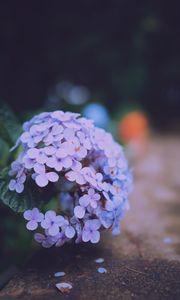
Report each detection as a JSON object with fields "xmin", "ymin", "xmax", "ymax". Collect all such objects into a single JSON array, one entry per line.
[{"xmin": 0, "ymin": 136, "xmax": 180, "ymax": 300}]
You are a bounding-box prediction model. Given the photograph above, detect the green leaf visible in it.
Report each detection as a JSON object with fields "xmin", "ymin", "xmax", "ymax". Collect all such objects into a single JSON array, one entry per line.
[
  {"xmin": 0, "ymin": 100, "xmax": 21, "ymax": 147},
  {"xmin": 0, "ymin": 168, "xmax": 52, "ymax": 213},
  {"xmin": 0, "ymin": 138, "xmax": 9, "ymax": 168}
]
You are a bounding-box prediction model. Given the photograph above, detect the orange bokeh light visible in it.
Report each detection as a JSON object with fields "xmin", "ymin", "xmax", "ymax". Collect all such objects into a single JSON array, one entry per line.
[{"xmin": 119, "ymin": 111, "xmax": 149, "ymax": 143}]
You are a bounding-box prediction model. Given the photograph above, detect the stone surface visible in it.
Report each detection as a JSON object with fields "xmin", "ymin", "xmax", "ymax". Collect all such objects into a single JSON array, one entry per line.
[{"xmin": 0, "ymin": 136, "xmax": 180, "ymax": 300}]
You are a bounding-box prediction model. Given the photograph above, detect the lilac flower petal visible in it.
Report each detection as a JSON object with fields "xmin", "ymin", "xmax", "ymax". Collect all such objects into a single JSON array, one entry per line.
[
  {"xmin": 23, "ymin": 156, "xmax": 35, "ymax": 169},
  {"xmin": 76, "ymin": 174, "xmax": 86, "ymax": 185},
  {"xmin": 34, "ymin": 163, "xmax": 45, "ymax": 174},
  {"xmin": 97, "ymin": 267, "xmax": 107, "ymax": 274},
  {"xmin": 54, "ymin": 272, "xmax": 66, "ymax": 277},
  {"xmin": 8, "ymin": 179, "xmax": 16, "ymax": 191},
  {"xmin": 18, "ymin": 173, "xmax": 26, "ymax": 184},
  {"xmin": 112, "ymin": 226, "xmax": 120, "ymax": 236},
  {"xmin": 84, "ymin": 138, "xmax": 92, "ymax": 150},
  {"xmin": 55, "ymin": 162, "xmax": 63, "ymax": 172},
  {"xmin": 82, "ymin": 229, "xmax": 90, "ymax": 242},
  {"xmin": 88, "ymin": 188, "xmax": 95, "ymax": 196},
  {"xmin": 52, "ymin": 111, "xmax": 71, "ymax": 121},
  {"xmin": 79, "ymin": 194, "xmax": 90, "ymax": 207},
  {"xmin": 89, "ymin": 219, "xmax": 101, "ymax": 231},
  {"xmin": 42, "ymin": 240, "xmax": 54, "ymax": 248},
  {"xmin": 46, "ymin": 157, "xmax": 58, "ymax": 169},
  {"xmin": 34, "ymin": 233, "xmax": 45, "ymax": 243},
  {"xmin": 63, "ymin": 142, "xmax": 75, "ymax": 156},
  {"xmin": 46, "ymin": 172, "xmax": 59, "ymax": 182},
  {"xmin": 20, "ymin": 132, "xmax": 30, "ymax": 143},
  {"xmin": 95, "ymin": 258, "xmax": 104, "ymax": 263},
  {"xmin": 91, "ymin": 230, "xmax": 100, "ymax": 243},
  {"xmin": 36, "ymin": 152, "xmax": 47, "ymax": 164},
  {"xmin": 108, "ymin": 157, "xmax": 116, "ymax": 167},
  {"xmin": 23, "ymin": 210, "xmax": 32, "ymax": 221},
  {"xmin": 63, "ymin": 128, "xmax": 75, "ymax": 140},
  {"xmin": 31, "ymin": 208, "xmax": 43, "ymax": 221},
  {"xmin": 56, "ymin": 148, "xmax": 67, "ymax": 158},
  {"xmin": 65, "ymin": 225, "xmax": 75, "ymax": 238},
  {"xmin": 55, "ymin": 216, "xmax": 65, "ymax": 226},
  {"xmin": 26, "ymin": 220, "xmax": 38, "ymax": 231},
  {"xmin": 41, "ymin": 219, "xmax": 50, "ymax": 229},
  {"xmin": 27, "ymin": 148, "xmax": 38, "ymax": 159},
  {"xmin": 62, "ymin": 157, "xmax": 72, "ymax": 168},
  {"xmin": 65, "ymin": 170, "xmax": 77, "ymax": 182},
  {"xmin": 52, "ymin": 123, "xmax": 63, "ymax": 135},
  {"xmin": 36, "ymin": 213, "xmax": 44, "ymax": 222},
  {"xmin": 90, "ymin": 198, "xmax": 97, "ymax": 208},
  {"xmin": 45, "ymin": 210, "xmax": 56, "ymax": 219},
  {"xmin": 74, "ymin": 206, "xmax": 85, "ymax": 219},
  {"xmin": 79, "ymin": 195, "xmax": 90, "ymax": 207},
  {"xmin": 75, "ymin": 146, "xmax": 87, "ymax": 158},
  {"xmin": 64, "ymin": 121, "xmax": 81, "ymax": 129},
  {"xmin": 15, "ymin": 182, "xmax": 24, "ymax": 193},
  {"xmin": 55, "ymin": 232, "xmax": 67, "ymax": 247},
  {"xmin": 93, "ymin": 193, "xmax": 101, "ymax": 201},
  {"xmin": 71, "ymin": 160, "xmax": 82, "ymax": 171},
  {"xmin": 35, "ymin": 174, "xmax": 48, "ymax": 187},
  {"xmin": 56, "ymin": 282, "xmax": 72, "ymax": 293},
  {"xmin": 48, "ymin": 224, "xmax": 60, "ymax": 236},
  {"xmin": 44, "ymin": 146, "xmax": 56, "ymax": 155},
  {"xmin": 105, "ymin": 200, "xmax": 114, "ymax": 211}
]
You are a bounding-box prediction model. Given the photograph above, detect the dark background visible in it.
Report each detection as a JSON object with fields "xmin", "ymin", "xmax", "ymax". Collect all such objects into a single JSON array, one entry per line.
[{"xmin": 0, "ymin": 0, "xmax": 180, "ymax": 129}]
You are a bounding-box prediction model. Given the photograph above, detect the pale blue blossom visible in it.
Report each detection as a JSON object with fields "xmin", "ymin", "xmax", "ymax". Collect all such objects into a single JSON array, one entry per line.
[
  {"xmin": 9, "ymin": 175, "xmax": 25, "ymax": 193},
  {"xmin": 82, "ymin": 219, "xmax": 101, "ymax": 243},
  {"xmin": 41, "ymin": 211, "xmax": 65, "ymax": 236},
  {"xmin": 24, "ymin": 208, "xmax": 44, "ymax": 230}
]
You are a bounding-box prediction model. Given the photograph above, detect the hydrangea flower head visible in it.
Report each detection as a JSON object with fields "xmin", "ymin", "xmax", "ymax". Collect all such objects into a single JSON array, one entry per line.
[{"xmin": 8, "ymin": 110, "xmax": 132, "ymax": 247}]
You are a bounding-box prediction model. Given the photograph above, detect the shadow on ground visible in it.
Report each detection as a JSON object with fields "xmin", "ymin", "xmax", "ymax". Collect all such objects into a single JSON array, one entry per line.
[{"xmin": 0, "ymin": 243, "xmax": 180, "ymax": 300}]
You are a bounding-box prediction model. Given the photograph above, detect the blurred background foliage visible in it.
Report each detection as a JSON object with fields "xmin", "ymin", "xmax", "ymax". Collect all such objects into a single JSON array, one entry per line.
[
  {"xmin": 0, "ymin": 0, "xmax": 180, "ymax": 130},
  {"xmin": 0, "ymin": 0, "xmax": 180, "ymax": 273}
]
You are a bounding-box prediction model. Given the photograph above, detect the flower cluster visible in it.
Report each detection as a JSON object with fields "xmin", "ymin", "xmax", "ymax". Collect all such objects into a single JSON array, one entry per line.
[{"xmin": 8, "ymin": 110, "xmax": 132, "ymax": 247}]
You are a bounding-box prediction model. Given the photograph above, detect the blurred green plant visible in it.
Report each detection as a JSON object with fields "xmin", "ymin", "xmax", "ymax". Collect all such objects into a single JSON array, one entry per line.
[
  {"xmin": 0, "ymin": 100, "xmax": 36, "ymax": 272},
  {"xmin": 0, "ymin": 99, "xmax": 21, "ymax": 147}
]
